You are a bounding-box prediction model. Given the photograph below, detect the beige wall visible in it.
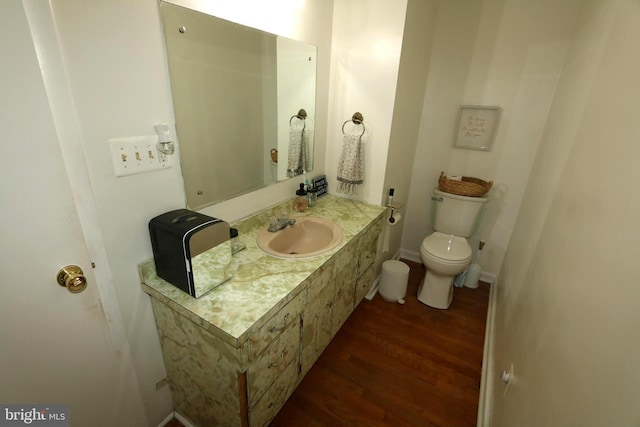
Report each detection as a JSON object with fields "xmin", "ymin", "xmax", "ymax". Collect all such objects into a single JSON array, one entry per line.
[
  {"xmin": 401, "ymin": 0, "xmax": 581, "ymax": 278},
  {"xmin": 491, "ymin": 0, "xmax": 640, "ymax": 425}
]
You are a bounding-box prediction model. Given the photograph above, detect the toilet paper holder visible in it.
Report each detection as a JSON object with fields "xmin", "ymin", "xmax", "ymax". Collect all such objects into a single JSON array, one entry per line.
[
  {"xmin": 389, "ymin": 207, "xmax": 397, "ymax": 224},
  {"xmin": 387, "ymin": 206, "xmax": 402, "ymax": 225}
]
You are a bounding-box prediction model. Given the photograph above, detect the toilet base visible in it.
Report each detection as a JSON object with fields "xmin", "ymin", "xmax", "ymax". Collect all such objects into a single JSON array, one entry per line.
[{"xmin": 417, "ymin": 269, "xmax": 454, "ymax": 309}]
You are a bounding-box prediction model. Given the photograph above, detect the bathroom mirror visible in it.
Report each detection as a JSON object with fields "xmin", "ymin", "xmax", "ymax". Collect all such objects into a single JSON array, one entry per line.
[{"xmin": 160, "ymin": 2, "xmax": 317, "ymax": 209}]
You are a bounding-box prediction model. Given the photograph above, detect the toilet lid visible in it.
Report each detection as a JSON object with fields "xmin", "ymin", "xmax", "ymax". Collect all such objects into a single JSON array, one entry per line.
[{"xmin": 422, "ymin": 232, "xmax": 471, "ymax": 262}]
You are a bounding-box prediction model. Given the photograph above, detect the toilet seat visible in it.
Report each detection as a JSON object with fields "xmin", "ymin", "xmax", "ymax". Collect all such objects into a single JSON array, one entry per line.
[{"xmin": 421, "ymin": 232, "xmax": 471, "ymax": 263}]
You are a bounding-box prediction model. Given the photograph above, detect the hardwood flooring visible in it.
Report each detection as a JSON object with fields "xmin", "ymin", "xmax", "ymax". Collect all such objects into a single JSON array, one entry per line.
[{"xmin": 271, "ymin": 259, "xmax": 490, "ymax": 427}]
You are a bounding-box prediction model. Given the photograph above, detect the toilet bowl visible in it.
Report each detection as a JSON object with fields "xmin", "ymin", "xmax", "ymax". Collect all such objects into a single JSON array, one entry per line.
[
  {"xmin": 417, "ymin": 188, "xmax": 488, "ymax": 309},
  {"xmin": 418, "ymin": 232, "xmax": 472, "ymax": 309}
]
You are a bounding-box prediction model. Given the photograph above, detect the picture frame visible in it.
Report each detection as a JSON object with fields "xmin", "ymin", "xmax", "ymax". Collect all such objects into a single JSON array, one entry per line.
[{"xmin": 453, "ymin": 105, "xmax": 501, "ymax": 151}]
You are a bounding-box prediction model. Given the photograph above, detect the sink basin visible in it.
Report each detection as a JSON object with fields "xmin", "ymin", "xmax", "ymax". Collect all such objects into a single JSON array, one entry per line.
[{"xmin": 256, "ymin": 217, "xmax": 343, "ymax": 259}]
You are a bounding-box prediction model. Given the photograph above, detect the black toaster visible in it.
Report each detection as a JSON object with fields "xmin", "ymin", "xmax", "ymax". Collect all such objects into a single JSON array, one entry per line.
[{"xmin": 149, "ymin": 209, "xmax": 232, "ymax": 298}]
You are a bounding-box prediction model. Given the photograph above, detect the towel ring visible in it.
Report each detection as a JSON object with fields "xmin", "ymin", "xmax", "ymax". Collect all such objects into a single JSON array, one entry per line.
[
  {"xmin": 342, "ymin": 112, "xmax": 365, "ymax": 136},
  {"xmin": 289, "ymin": 108, "xmax": 307, "ymax": 129}
]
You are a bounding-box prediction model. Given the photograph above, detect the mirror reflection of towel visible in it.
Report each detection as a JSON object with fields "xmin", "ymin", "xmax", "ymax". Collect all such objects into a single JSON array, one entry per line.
[
  {"xmin": 337, "ymin": 133, "xmax": 364, "ymax": 194},
  {"xmin": 287, "ymin": 128, "xmax": 309, "ymax": 177}
]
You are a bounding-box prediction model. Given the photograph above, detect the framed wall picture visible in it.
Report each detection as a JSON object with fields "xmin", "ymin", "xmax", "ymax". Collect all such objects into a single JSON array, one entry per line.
[{"xmin": 454, "ymin": 105, "xmax": 500, "ymax": 151}]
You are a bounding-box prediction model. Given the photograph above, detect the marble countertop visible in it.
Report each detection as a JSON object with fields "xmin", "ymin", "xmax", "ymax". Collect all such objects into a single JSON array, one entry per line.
[{"xmin": 140, "ymin": 194, "xmax": 386, "ymax": 348}]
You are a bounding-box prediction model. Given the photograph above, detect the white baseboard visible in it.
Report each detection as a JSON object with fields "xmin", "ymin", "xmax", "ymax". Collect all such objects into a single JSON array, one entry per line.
[
  {"xmin": 480, "ymin": 271, "xmax": 496, "ymax": 285},
  {"xmin": 364, "ymin": 275, "xmax": 380, "ymax": 300},
  {"xmin": 477, "ymin": 277, "xmax": 497, "ymax": 427},
  {"xmin": 157, "ymin": 411, "xmax": 195, "ymax": 427},
  {"xmin": 399, "ymin": 248, "xmax": 421, "ymax": 263},
  {"xmin": 174, "ymin": 412, "xmax": 195, "ymax": 427},
  {"xmin": 157, "ymin": 413, "xmax": 174, "ymax": 427}
]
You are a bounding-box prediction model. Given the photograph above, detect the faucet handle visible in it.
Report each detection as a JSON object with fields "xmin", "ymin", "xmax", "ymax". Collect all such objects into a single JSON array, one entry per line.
[
  {"xmin": 278, "ymin": 210, "xmax": 288, "ymax": 220},
  {"xmin": 269, "ymin": 216, "xmax": 278, "ymax": 226}
]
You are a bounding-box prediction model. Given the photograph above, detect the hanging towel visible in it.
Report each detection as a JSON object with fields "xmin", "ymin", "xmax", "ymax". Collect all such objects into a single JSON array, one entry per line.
[
  {"xmin": 287, "ymin": 127, "xmax": 309, "ymax": 177},
  {"xmin": 337, "ymin": 133, "xmax": 364, "ymax": 194}
]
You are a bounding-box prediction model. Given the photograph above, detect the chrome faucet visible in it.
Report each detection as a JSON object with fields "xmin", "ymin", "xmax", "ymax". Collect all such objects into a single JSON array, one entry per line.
[{"xmin": 268, "ymin": 215, "xmax": 296, "ymax": 232}]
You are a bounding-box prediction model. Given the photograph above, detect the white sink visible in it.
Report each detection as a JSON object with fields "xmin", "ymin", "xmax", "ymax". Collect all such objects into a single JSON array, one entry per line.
[{"xmin": 256, "ymin": 217, "xmax": 343, "ymax": 259}]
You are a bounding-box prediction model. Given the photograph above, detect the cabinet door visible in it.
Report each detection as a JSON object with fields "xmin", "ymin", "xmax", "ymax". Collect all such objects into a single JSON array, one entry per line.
[
  {"xmin": 331, "ymin": 245, "xmax": 357, "ymax": 337},
  {"xmin": 247, "ymin": 318, "xmax": 300, "ymax": 406},
  {"xmin": 248, "ymin": 292, "xmax": 303, "ymax": 361},
  {"xmin": 300, "ymin": 281, "xmax": 334, "ymax": 376},
  {"xmin": 355, "ymin": 263, "xmax": 375, "ymax": 305}
]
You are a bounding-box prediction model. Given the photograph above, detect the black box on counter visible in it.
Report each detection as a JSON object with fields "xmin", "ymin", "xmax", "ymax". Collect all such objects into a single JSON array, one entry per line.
[{"xmin": 149, "ymin": 209, "xmax": 232, "ymax": 298}]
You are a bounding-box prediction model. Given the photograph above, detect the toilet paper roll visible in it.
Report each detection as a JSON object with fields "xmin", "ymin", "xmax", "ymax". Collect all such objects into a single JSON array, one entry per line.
[{"xmin": 387, "ymin": 212, "xmax": 401, "ymax": 226}]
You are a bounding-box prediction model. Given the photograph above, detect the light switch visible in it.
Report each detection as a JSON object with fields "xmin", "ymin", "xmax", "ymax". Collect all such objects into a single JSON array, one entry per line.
[{"xmin": 108, "ymin": 135, "xmax": 171, "ymax": 177}]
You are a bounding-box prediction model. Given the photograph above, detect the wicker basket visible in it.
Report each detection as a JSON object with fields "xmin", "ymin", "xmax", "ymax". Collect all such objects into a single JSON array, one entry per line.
[{"xmin": 438, "ymin": 172, "xmax": 492, "ymax": 197}]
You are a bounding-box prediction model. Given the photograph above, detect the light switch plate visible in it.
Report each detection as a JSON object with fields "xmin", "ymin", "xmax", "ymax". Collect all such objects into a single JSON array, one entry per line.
[{"xmin": 108, "ymin": 135, "xmax": 170, "ymax": 177}]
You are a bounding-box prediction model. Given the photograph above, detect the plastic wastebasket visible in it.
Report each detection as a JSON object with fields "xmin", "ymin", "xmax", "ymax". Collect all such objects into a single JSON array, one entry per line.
[{"xmin": 379, "ymin": 260, "xmax": 410, "ymax": 304}]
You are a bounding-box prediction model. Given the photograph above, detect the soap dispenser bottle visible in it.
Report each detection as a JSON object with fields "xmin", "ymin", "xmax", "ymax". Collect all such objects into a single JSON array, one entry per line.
[
  {"xmin": 306, "ymin": 179, "xmax": 317, "ymax": 207},
  {"xmin": 294, "ymin": 183, "xmax": 308, "ymax": 212}
]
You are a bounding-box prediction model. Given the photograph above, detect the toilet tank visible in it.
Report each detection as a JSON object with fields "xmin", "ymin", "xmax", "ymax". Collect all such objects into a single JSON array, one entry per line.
[{"xmin": 432, "ymin": 189, "xmax": 488, "ymax": 237}]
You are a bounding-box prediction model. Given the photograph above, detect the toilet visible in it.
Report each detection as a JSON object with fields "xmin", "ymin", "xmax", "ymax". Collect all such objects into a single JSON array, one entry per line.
[{"xmin": 417, "ymin": 189, "xmax": 488, "ymax": 309}]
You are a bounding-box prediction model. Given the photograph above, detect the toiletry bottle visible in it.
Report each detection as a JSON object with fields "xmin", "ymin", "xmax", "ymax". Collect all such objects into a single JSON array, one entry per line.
[
  {"xmin": 294, "ymin": 183, "xmax": 308, "ymax": 212},
  {"xmin": 307, "ymin": 180, "xmax": 317, "ymax": 207},
  {"xmin": 387, "ymin": 188, "xmax": 395, "ymax": 207}
]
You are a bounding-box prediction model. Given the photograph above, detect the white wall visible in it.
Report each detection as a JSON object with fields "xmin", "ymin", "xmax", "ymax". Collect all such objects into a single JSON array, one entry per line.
[
  {"xmin": 45, "ymin": 0, "xmax": 334, "ymax": 424},
  {"xmin": 401, "ymin": 0, "xmax": 581, "ymax": 277},
  {"xmin": 325, "ymin": 0, "xmax": 408, "ymax": 206},
  {"xmin": 490, "ymin": 1, "xmax": 640, "ymax": 425},
  {"xmin": 381, "ymin": 0, "xmax": 439, "ymax": 260}
]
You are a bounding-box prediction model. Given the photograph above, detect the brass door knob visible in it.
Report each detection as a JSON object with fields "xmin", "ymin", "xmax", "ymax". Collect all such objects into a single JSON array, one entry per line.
[{"xmin": 56, "ymin": 265, "xmax": 87, "ymax": 294}]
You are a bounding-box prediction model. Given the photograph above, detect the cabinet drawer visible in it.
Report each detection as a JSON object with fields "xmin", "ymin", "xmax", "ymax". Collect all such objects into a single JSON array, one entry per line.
[
  {"xmin": 247, "ymin": 320, "xmax": 300, "ymax": 406},
  {"xmin": 248, "ymin": 292, "xmax": 303, "ymax": 360}
]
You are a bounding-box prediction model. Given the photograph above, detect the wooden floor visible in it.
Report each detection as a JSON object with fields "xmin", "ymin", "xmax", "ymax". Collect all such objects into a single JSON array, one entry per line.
[
  {"xmin": 271, "ymin": 259, "xmax": 490, "ymax": 427},
  {"xmin": 165, "ymin": 259, "xmax": 490, "ymax": 427}
]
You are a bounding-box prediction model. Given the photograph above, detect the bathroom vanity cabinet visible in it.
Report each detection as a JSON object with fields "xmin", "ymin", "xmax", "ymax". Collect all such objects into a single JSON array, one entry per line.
[{"xmin": 140, "ymin": 196, "xmax": 385, "ymax": 427}]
